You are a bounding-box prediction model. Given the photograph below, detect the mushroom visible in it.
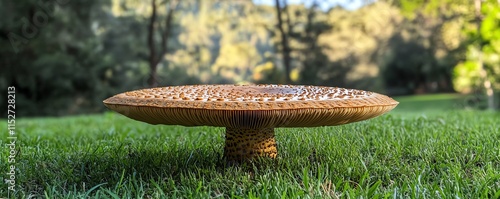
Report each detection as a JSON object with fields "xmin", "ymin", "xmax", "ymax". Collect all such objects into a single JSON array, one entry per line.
[{"xmin": 103, "ymin": 84, "xmax": 398, "ymax": 162}]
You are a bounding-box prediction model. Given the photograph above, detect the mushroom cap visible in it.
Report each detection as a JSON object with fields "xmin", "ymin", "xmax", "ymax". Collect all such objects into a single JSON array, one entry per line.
[{"xmin": 103, "ymin": 84, "xmax": 398, "ymax": 128}]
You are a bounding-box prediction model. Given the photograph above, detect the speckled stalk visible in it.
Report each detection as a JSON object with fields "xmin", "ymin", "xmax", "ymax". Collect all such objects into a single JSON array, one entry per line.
[{"xmin": 223, "ymin": 127, "xmax": 277, "ymax": 162}]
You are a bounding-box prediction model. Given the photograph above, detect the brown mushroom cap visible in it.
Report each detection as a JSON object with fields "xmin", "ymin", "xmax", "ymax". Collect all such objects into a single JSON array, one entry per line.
[{"xmin": 103, "ymin": 84, "xmax": 398, "ymax": 128}]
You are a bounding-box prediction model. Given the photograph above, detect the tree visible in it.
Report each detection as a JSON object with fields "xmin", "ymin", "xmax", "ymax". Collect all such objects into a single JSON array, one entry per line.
[
  {"xmin": 315, "ymin": 2, "xmax": 401, "ymax": 91},
  {"xmin": 295, "ymin": 1, "xmax": 341, "ymax": 86},
  {"xmin": 383, "ymin": 0, "xmax": 471, "ymax": 94},
  {"xmin": 474, "ymin": 0, "xmax": 495, "ymax": 110},
  {"xmin": 0, "ymin": 0, "xmax": 133, "ymax": 116},
  {"xmin": 453, "ymin": 0, "xmax": 499, "ymax": 110},
  {"xmin": 274, "ymin": 0, "xmax": 293, "ymax": 83},
  {"xmin": 147, "ymin": 0, "xmax": 178, "ymax": 87}
]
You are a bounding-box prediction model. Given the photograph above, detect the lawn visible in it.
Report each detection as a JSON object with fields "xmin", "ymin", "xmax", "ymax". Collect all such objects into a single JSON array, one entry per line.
[{"xmin": 1, "ymin": 94, "xmax": 499, "ymax": 198}]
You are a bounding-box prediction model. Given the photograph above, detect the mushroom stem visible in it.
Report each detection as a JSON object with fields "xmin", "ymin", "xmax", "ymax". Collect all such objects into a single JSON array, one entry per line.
[{"xmin": 224, "ymin": 127, "xmax": 278, "ymax": 162}]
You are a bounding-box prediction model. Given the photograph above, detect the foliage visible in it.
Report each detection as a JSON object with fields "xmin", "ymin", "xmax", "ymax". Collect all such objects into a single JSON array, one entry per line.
[
  {"xmin": 0, "ymin": 0, "xmax": 145, "ymax": 116},
  {"xmin": 454, "ymin": 0, "xmax": 500, "ymax": 93},
  {"xmin": 382, "ymin": 0, "xmax": 472, "ymax": 95},
  {"xmin": 453, "ymin": 59, "xmax": 482, "ymax": 93},
  {"xmin": 212, "ymin": 42, "xmax": 262, "ymax": 83},
  {"xmin": 2, "ymin": 0, "xmax": 498, "ymax": 115},
  {"xmin": 316, "ymin": 2, "xmax": 401, "ymax": 91}
]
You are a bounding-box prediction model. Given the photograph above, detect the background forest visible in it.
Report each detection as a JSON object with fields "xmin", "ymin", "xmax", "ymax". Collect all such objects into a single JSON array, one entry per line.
[{"xmin": 1, "ymin": 0, "xmax": 499, "ymax": 116}]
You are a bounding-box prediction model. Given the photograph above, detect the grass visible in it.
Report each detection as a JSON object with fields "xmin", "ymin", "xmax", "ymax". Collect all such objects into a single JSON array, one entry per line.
[{"xmin": 1, "ymin": 94, "xmax": 500, "ymax": 198}]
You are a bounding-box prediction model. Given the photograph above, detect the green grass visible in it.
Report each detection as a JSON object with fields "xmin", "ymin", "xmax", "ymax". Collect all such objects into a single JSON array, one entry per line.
[
  {"xmin": 393, "ymin": 93, "xmax": 465, "ymax": 113},
  {"xmin": 1, "ymin": 94, "xmax": 500, "ymax": 198},
  {"xmin": 393, "ymin": 93, "xmax": 491, "ymax": 114}
]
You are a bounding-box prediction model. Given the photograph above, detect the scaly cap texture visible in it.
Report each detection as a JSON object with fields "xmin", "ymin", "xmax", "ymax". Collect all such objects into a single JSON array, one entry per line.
[{"xmin": 103, "ymin": 84, "xmax": 399, "ymax": 128}]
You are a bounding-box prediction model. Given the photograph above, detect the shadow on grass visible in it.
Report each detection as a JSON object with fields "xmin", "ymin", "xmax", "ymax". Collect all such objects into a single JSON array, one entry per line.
[
  {"xmin": 23, "ymin": 145, "xmax": 226, "ymax": 194},
  {"xmin": 28, "ymin": 143, "xmax": 286, "ymax": 193},
  {"xmin": 72, "ymin": 148, "xmax": 221, "ymax": 183}
]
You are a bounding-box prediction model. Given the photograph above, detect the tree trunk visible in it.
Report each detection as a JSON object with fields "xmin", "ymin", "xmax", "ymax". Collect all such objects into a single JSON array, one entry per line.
[
  {"xmin": 147, "ymin": 0, "xmax": 177, "ymax": 87},
  {"xmin": 275, "ymin": 0, "xmax": 292, "ymax": 84},
  {"xmin": 147, "ymin": 0, "xmax": 158, "ymax": 87},
  {"xmin": 475, "ymin": 0, "xmax": 495, "ymax": 110}
]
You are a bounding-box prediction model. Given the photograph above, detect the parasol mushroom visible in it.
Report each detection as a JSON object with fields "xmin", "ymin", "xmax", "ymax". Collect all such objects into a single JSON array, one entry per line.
[{"xmin": 103, "ymin": 84, "xmax": 398, "ymax": 162}]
